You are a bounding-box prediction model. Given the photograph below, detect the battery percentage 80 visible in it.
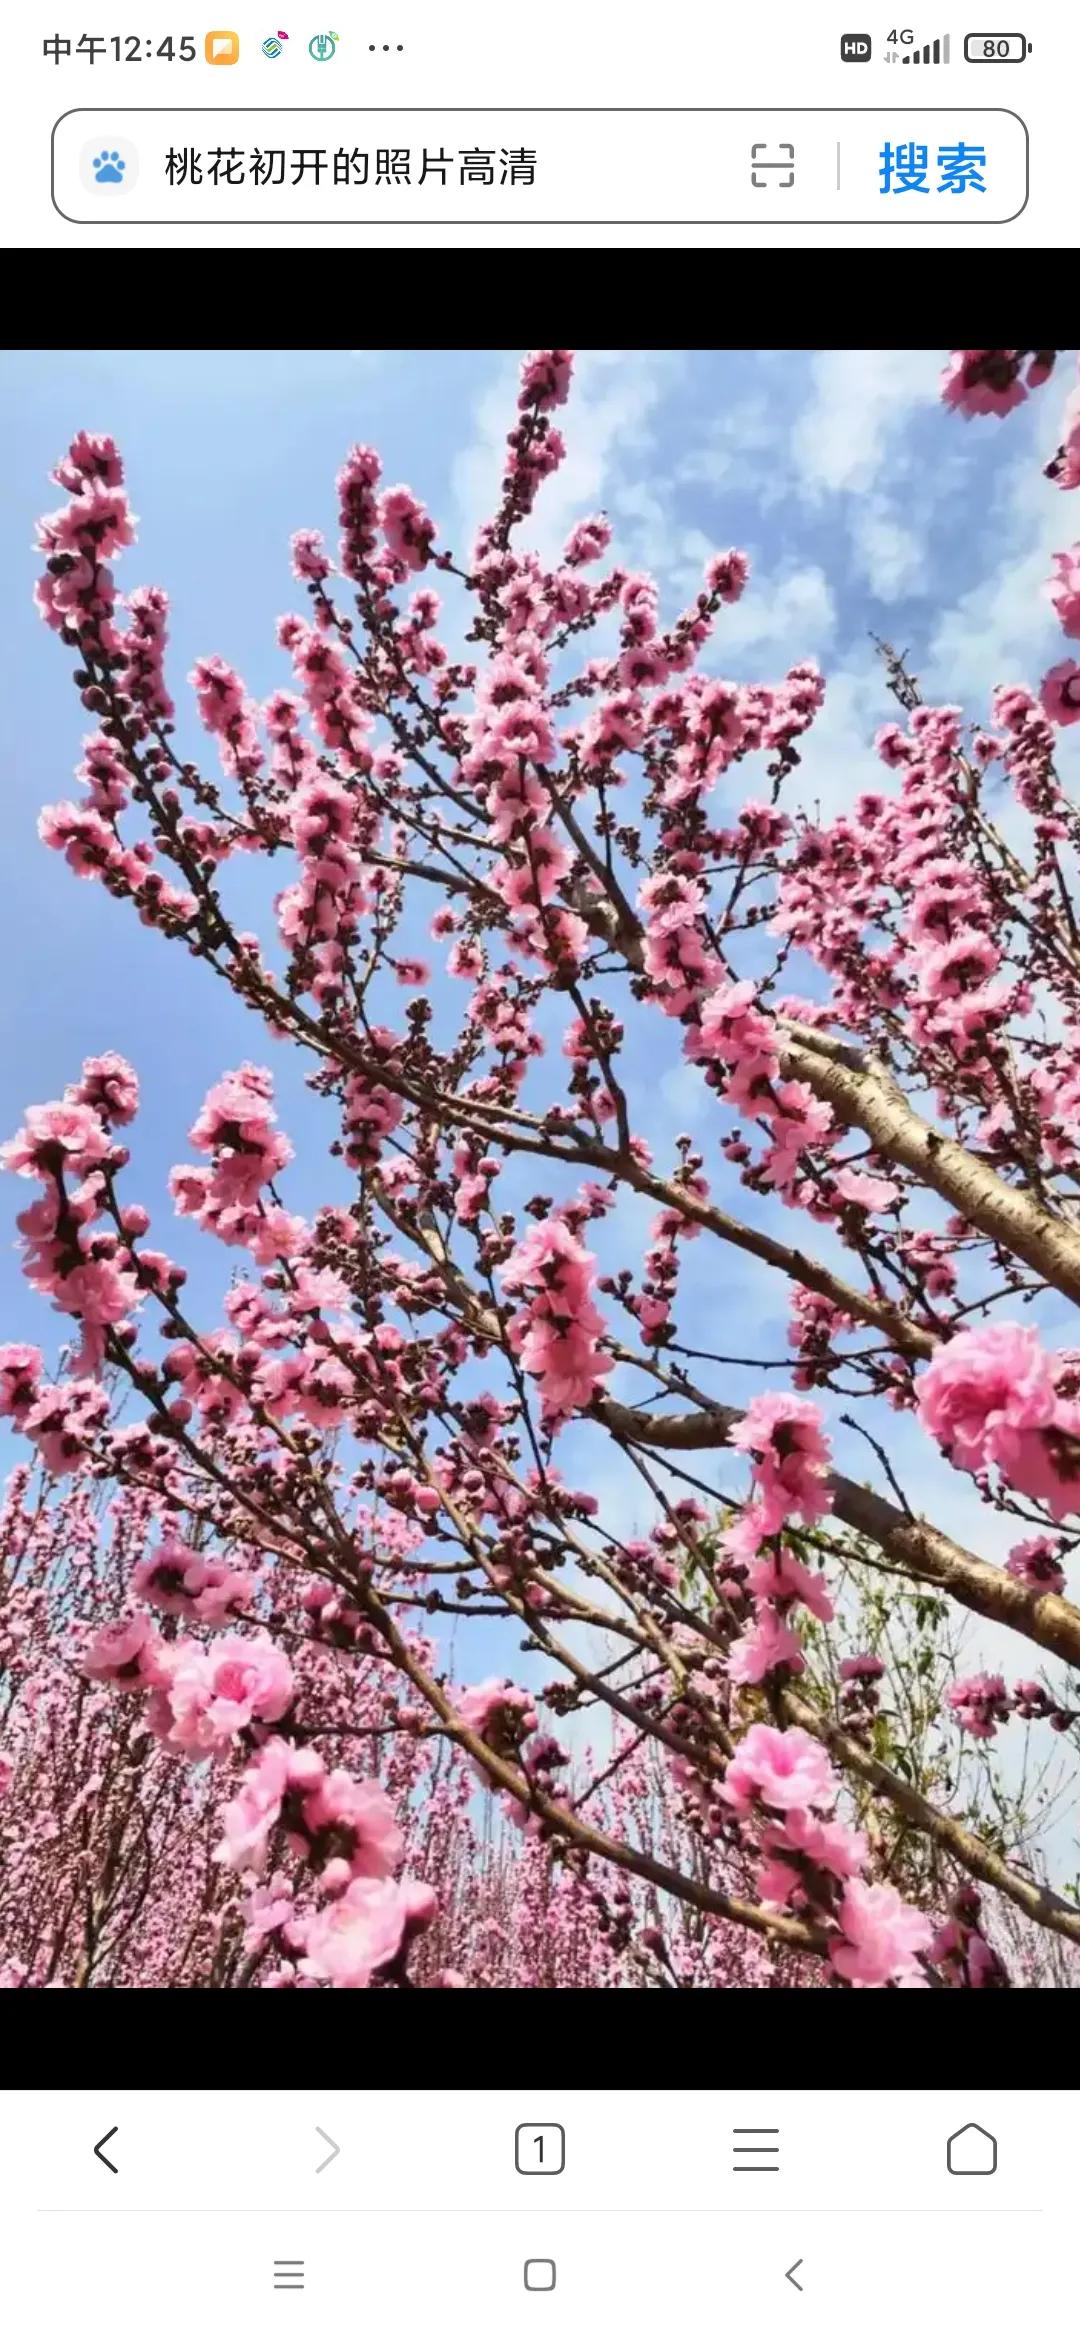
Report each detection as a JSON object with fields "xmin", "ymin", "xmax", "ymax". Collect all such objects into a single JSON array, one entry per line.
[{"xmin": 963, "ymin": 33, "xmax": 1030, "ymax": 58}]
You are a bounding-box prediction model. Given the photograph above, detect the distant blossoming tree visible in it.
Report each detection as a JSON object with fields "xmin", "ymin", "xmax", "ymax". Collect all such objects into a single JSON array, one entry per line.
[{"xmin": 3, "ymin": 345, "xmax": 1080, "ymax": 1988}]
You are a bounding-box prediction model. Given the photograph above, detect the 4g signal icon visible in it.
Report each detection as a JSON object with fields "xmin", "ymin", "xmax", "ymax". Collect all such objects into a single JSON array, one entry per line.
[
  {"xmin": 883, "ymin": 26, "xmax": 953, "ymax": 59},
  {"xmin": 845, "ymin": 27, "xmax": 954, "ymax": 61},
  {"xmin": 901, "ymin": 31, "xmax": 952, "ymax": 59}
]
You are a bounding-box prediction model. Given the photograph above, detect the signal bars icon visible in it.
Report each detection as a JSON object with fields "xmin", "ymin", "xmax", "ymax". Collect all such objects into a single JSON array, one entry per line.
[{"xmin": 902, "ymin": 31, "xmax": 951, "ymax": 58}]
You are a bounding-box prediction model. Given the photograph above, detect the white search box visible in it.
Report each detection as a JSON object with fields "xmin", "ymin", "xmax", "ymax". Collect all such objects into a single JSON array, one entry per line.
[{"xmin": 51, "ymin": 108, "xmax": 1028, "ymax": 224}]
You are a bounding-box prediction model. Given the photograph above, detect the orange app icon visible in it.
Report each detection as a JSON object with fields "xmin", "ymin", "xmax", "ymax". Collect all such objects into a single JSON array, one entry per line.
[{"xmin": 204, "ymin": 28, "xmax": 241, "ymax": 61}]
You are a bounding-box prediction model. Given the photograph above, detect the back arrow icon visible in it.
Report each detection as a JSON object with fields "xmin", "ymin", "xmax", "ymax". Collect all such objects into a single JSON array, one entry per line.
[
  {"xmin": 785, "ymin": 2262, "xmax": 804, "ymax": 2292},
  {"xmin": 315, "ymin": 2126, "xmax": 340, "ymax": 2174},
  {"xmin": 94, "ymin": 2128, "xmax": 119, "ymax": 2175}
]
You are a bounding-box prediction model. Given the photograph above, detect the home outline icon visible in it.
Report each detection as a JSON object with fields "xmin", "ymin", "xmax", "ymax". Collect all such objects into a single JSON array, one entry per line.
[{"xmin": 946, "ymin": 2122, "xmax": 997, "ymax": 2175}]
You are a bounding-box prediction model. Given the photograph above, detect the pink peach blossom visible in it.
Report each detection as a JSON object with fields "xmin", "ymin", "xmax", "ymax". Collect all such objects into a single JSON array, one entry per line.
[
  {"xmin": 831, "ymin": 1880, "xmax": 933, "ymax": 1988},
  {"xmin": 721, "ymin": 1724, "xmax": 837, "ymax": 1818},
  {"xmin": 148, "ymin": 1632, "xmax": 294, "ymax": 1757}
]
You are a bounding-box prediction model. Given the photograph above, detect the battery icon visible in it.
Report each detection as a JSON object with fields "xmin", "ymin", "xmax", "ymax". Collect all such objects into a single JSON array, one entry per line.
[{"xmin": 963, "ymin": 32, "xmax": 1030, "ymax": 57}]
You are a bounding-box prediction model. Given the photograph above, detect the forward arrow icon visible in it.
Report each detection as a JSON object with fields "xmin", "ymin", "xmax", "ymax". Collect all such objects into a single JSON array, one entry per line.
[{"xmin": 315, "ymin": 2126, "xmax": 340, "ymax": 2174}]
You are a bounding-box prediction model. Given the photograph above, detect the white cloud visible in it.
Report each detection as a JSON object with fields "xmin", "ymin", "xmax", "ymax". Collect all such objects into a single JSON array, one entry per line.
[
  {"xmin": 924, "ymin": 443, "xmax": 1068, "ymax": 709},
  {"xmin": 790, "ymin": 348, "xmax": 941, "ymax": 499},
  {"xmin": 847, "ymin": 493, "xmax": 926, "ymax": 602},
  {"xmin": 785, "ymin": 351, "xmax": 951, "ymax": 630},
  {"xmin": 675, "ymin": 392, "xmax": 786, "ymax": 504},
  {"xmin": 718, "ymin": 563, "xmax": 837, "ymax": 660},
  {"xmin": 603, "ymin": 479, "xmax": 718, "ymax": 600}
]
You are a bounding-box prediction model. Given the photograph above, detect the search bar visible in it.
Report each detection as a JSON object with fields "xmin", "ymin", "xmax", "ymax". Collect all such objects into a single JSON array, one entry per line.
[{"xmin": 51, "ymin": 108, "xmax": 1028, "ymax": 224}]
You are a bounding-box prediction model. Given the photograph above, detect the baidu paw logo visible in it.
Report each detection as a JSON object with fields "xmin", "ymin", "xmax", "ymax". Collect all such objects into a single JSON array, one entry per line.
[{"xmin": 79, "ymin": 137, "xmax": 139, "ymax": 197}]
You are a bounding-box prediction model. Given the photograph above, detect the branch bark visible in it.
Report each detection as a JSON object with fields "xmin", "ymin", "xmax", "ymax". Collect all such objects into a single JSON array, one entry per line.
[
  {"xmin": 780, "ymin": 1688, "xmax": 1080, "ymax": 1948},
  {"xmin": 598, "ymin": 1395, "xmax": 1080, "ymax": 1670},
  {"xmin": 780, "ymin": 1031, "xmax": 1080, "ymax": 1310}
]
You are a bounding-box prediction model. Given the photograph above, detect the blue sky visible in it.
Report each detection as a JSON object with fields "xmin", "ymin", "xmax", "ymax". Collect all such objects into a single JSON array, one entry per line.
[{"xmin": 2, "ymin": 346, "xmax": 1079, "ymax": 1842}]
